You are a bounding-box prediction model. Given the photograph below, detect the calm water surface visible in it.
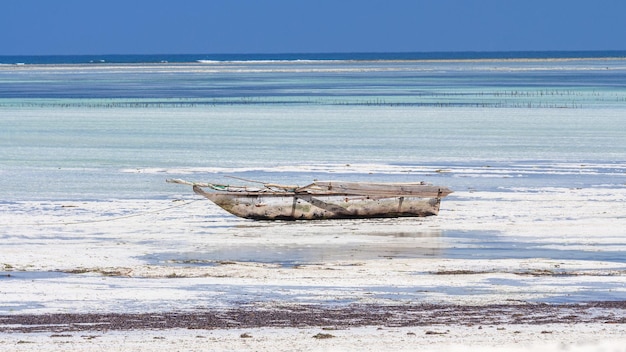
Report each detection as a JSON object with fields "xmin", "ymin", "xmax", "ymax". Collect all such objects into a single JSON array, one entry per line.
[{"xmin": 2, "ymin": 55, "xmax": 625, "ymax": 201}]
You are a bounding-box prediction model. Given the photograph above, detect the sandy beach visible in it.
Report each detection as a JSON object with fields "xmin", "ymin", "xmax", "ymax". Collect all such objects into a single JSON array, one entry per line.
[
  {"xmin": 2, "ymin": 324, "xmax": 626, "ymax": 352},
  {"xmin": 2, "ymin": 185, "xmax": 626, "ymax": 350}
]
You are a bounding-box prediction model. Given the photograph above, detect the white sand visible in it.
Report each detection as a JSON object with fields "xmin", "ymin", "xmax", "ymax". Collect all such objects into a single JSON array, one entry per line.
[
  {"xmin": 2, "ymin": 187, "xmax": 626, "ymax": 350},
  {"xmin": 1, "ymin": 325, "xmax": 626, "ymax": 352}
]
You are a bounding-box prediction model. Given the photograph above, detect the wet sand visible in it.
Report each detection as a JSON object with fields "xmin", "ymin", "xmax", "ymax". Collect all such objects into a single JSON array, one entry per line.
[
  {"xmin": 2, "ymin": 303, "xmax": 626, "ymax": 351},
  {"xmin": 3, "ymin": 301, "xmax": 626, "ymax": 333}
]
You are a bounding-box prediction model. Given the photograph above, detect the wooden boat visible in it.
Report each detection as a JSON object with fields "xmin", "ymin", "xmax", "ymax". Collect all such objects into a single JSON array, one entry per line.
[{"xmin": 167, "ymin": 178, "xmax": 453, "ymax": 221}]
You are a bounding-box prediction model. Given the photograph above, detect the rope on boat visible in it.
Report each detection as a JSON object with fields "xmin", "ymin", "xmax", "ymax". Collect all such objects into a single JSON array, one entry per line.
[
  {"xmin": 223, "ymin": 175, "xmax": 266, "ymax": 184},
  {"xmin": 9, "ymin": 199, "xmax": 202, "ymax": 226}
]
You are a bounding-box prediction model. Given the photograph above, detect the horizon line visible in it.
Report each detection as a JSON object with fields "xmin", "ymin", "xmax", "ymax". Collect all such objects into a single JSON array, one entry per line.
[{"xmin": 2, "ymin": 49, "xmax": 626, "ymax": 57}]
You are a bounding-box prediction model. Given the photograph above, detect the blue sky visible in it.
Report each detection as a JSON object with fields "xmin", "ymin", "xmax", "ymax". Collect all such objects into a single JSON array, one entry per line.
[{"xmin": 1, "ymin": 0, "xmax": 625, "ymax": 55}]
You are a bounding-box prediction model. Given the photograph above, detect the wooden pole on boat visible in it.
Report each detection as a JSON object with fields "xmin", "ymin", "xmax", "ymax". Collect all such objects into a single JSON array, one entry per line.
[{"xmin": 223, "ymin": 175, "xmax": 300, "ymax": 191}]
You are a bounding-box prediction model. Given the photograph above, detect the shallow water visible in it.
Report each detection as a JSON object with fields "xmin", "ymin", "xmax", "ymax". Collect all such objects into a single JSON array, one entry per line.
[
  {"xmin": 138, "ymin": 225, "xmax": 626, "ymax": 266},
  {"xmin": 2, "ymin": 58, "xmax": 626, "ymax": 201}
]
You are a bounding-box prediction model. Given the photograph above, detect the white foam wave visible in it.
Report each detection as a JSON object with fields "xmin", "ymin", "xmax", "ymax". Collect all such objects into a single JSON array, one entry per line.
[
  {"xmin": 120, "ymin": 161, "xmax": 626, "ymax": 178},
  {"xmin": 120, "ymin": 163, "xmax": 427, "ymax": 175},
  {"xmin": 197, "ymin": 59, "xmax": 343, "ymax": 64}
]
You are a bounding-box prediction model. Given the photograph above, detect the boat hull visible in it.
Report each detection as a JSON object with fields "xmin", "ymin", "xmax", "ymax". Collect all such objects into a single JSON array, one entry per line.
[{"xmin": 193, "ymin": 185, "xmax": 441, "ymax": 220}]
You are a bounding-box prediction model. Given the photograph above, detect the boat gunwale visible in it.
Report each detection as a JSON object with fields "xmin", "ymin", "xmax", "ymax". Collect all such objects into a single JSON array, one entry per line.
[
  {"xmin": 193, "ymin": 190, "xmax": 433, "ymax": 198},
  {"xmin": 167, "ymin": 179, "xmax": 452, "ymax": 198},
  {"xmin": 191, "ymin": 185, "xmax": 450, "ymax": 198}
]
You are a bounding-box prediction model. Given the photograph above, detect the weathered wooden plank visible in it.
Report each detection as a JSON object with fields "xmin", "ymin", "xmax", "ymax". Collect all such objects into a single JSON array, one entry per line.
[{"xmin": 304, "ymin": 181, "xmax": 453, "ymax": 197}]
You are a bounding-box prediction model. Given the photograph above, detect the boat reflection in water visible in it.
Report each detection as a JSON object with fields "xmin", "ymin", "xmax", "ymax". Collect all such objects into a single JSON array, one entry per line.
[{"xmin": 146, "ymin": 226, "xmax": 444, "ymax": 266}]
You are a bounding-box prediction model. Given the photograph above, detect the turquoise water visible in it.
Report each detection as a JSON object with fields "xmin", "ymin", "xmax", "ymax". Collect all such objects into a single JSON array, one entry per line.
[{"xmin": 1, "ymin": 54, "xmax": 626, "ymax": 201}]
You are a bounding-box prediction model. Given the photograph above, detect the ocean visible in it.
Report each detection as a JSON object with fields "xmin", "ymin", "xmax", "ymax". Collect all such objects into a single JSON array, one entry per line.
[
  {"xmin": 2, "ymin": 52, "xmax": 626, "ymax": 314},
  {"xmin": 2, "ymin": 51, "xmax": 626, "ymax": 201}
]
